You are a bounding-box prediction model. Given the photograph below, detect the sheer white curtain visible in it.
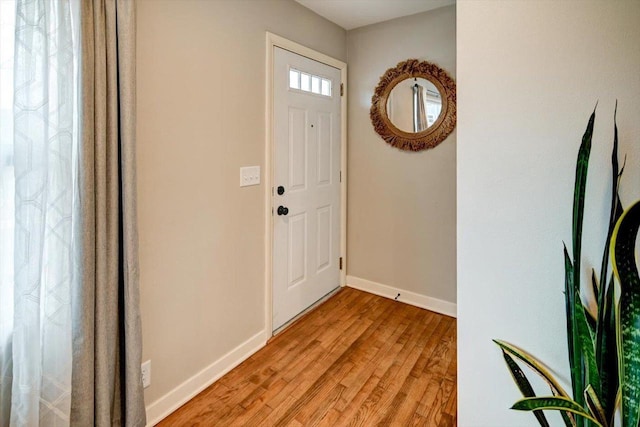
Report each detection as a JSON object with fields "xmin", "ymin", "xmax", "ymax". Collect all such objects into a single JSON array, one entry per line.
[
  {"xmin": 0, "ymin": 2, "xmax": 17, "ymax": 423},
  {"xmin": 0, "ymin": 0, "xmax": 80, "ymax": 425}
]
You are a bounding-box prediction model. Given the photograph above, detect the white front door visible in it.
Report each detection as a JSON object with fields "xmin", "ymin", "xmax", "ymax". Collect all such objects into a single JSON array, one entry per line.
[{"xmin": 272, "ymin": 47, "xmax": 342, "ymax": 331}]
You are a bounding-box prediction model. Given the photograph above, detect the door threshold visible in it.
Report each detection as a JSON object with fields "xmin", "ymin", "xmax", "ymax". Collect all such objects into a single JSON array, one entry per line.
[{"xmin": 271, "ymin": 286, "xmax": 342, "ymax": 338}]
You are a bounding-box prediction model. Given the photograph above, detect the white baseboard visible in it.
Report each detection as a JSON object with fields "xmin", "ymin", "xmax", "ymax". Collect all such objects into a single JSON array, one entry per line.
[
  {"xmin": 145, "ymin": 330, "xmax": 266, "ymax": 426},
  {"xmin": 346, "ymin": 275, "xmax": 457, "ymax": 318}
]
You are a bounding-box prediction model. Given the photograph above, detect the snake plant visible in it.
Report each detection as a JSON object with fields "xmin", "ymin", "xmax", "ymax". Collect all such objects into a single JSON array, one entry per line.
[{"xmin": 495, "ymin": 106, "xmax": 640, "ymax": 427}]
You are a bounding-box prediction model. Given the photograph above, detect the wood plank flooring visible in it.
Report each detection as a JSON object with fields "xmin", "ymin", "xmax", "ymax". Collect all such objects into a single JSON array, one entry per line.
[{"xmin": 157, "ymin": 287, "xmax": 457, "ymax": 426}]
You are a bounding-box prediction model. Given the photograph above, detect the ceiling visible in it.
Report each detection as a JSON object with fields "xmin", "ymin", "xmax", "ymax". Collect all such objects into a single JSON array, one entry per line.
[{"xmin": 294, "ymin": 0, "xmax": 456, "ymax": 31}]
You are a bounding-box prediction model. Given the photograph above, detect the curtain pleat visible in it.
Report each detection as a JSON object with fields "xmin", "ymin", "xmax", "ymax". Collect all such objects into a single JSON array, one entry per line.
[{"xmin": 71, "ymin": 1, "xmax": 145, "ymax": 425}]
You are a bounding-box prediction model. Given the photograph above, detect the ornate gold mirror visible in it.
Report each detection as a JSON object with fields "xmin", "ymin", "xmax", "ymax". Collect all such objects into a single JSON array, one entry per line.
[{"xmin": 370, "ymin": 59, "xmax": 456, "ymax": 151}]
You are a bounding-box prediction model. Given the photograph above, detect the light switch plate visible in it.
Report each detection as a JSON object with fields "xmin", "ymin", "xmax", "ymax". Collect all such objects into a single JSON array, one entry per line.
[{"xmin": 240, "ymin": 166, "xmax": 260, "ymax": 187}]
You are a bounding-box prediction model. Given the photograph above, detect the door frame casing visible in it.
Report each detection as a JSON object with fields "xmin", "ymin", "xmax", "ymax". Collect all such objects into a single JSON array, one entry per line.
[{"xmin": 265, "ymin": 32, "xmax": 347, "ymax": 339}]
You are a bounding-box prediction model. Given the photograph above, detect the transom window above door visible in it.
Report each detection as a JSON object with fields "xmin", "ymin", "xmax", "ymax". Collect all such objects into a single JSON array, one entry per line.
[{"xmin": 289, "ymin": 68, "xmax": 332, "ymax": 97}]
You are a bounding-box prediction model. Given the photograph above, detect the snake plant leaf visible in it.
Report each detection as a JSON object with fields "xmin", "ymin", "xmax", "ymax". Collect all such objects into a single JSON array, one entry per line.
[
  {"xmin": 572, "ymin": 108, "xmax": 595, "ymax": 302},
  {"xmin": 501, "ymin": 350, "xmax": 551, "ymax": 427},
  {"xmin": 564, "ymin": 245, "xmax": 582, "ymax": 408},
  {"xmin": 598, "ymin": 102, "xmax": 620, "ymax": 296},
  {"xmin": 493, "ymin": 340, "xmax": 571, "ymax": 398},
  {"xmin": 587, "ymin": 269, "xmax": 598, "ymax": 335},
  {"xmin": 596, "ymin": 105, "xmax": 622, "ymax": 424},
  {"xmin": 575, "ymin": 291, "xmax": 601, "ymax": 398},
  {"xmin": 592, "ymin": 269, "xmax": 600, "ymax": 304},
  {"xmin": 610, "ymin": 199, "xmax": 640, "ymax": 427},
  {"xmin": 595, "ymin": 275, "xmax": 619, "ymax": 424},
  {"xmin": 586, "ymin": 305, "xmax": 597, "ymax": 337},
  {"xmin": 566, "ymin": 109, "xmax": 596, "ymax": 427},
  {"xmin": 571, "ymin": 297, "xmax": 602, "ymax": 427},
  {"xmin": 511, "ymin": 397, "xmax": 603, "ymax": 426},
  {"xmin": 564, "ymin": 245, "xmax": 588, "ymax": 427},
  {"xmin": 568, "ymin": 264, "xmax": 602, "ymax": 427},
  {"xmin": 584, "ymin": 385, "xmax": 607, "ymax": 427}
]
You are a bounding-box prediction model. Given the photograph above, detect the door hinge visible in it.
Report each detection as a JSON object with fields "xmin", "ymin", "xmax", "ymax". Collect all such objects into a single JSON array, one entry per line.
[
  {"xmin": 340, "ymin": 171, "xmax": 342, "ymax": 182},
  {"xmin": 339, "ymin": 257, "xmax": 343, "ymax": 270},
  {"xmin": 340, "ymin": 83, "xmax": 344, "ymax": 97}
]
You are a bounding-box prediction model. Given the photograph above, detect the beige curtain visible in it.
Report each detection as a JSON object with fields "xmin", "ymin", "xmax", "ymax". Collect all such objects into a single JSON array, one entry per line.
[
  {"xmin": 413, "ymin": 83, "xmax": 428, "ymax": 133},
  {"xmin": 71, "ymin": 1, "xmax": 146, "ymax": 425}
]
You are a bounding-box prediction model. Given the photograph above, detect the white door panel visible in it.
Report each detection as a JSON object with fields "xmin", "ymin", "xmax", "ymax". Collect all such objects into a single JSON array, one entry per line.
[
  {"xmin": 316, "ymin": 111, "xmax": 332, "ymax": 186},
  {"xmin": 288, "ymin": 107, "xmax": 307, "ymax": 191},
  {"xmin": 273, "ymin": 47, "xmax": 341, "ymax": 330}
]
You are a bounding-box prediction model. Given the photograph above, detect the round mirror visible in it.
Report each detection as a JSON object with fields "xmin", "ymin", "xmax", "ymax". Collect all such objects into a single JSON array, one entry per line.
[
  {"xmin": 385, "ymin": 78, "xmax": 443, "ymax": 133},
  {"xmin": 370, "ymin": 59, "xmax": 456, "ymax": 151}
]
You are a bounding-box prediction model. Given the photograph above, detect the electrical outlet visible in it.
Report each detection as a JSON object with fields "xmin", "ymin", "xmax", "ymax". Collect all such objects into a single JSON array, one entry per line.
[
  {"xmin": 141, "ymin": 360, "xmax": 151, "ymax": 389},
  {"xmin": 240, "ymin": 166, "xmax": 260, "ymax": 187}
]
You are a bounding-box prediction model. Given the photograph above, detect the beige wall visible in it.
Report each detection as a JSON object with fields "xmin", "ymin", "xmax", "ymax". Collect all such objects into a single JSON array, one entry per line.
[
  {"xmin": 346, "ymin": 6, "xmax": 457, "ymax": 303},
  {"xmin": 457, "ymin": 1, "xmax": 640, "ymax": 425},
  {"xmin": 136, "ymin": 0, "xmax": 346, "ymax": 408}
]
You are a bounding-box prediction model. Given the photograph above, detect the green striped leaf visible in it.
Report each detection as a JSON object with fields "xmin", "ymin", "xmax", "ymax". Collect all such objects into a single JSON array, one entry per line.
[
  {"xmin": 574, "ymin": 293, "xmax": 601, "ymax": 398},
  {"xmin": 501, "ymin": 350, "xmax": 551, "ymax": 427},
  {"xmin": 493, "ymin": 340, "xmax": 571, "ymax": 398},
  {"xmin": 591, "ymin": 269, "xmax": 599, "ymax": 307},
  {"xmin": 571, "ymin": 108, "xmax": 595, "ymax": 302},
  {"xmin": 596, "ymin": 276, "xmax": 619, "ymax": 425},
  {"xmin": 596, "ymin": 104, "xmax": 622, "ymax": 423},
  {"xmin": 564, "ymin": 245, "xmax": 599, "ymax": 427},
  {"xmin": 567, "ymin": 110, "xmax": 596, "ymax": 427},
  {"xmin": 611, "ymin": 200, "xmax": 640, "ymax": 427},
  {"xmin": 598, "ymin": 103, "xmax": 620, "ymax": 298},
  {"xmin": 564, "ymin": 246, "xmax": 581, "ymax": 409},
  {"xmin": 584, "ymin": 385, "xmax": 607, "ymax": 427},
  {"xmin": 512, "ymin": 397, "xmax": 603, "ymax": 426}
]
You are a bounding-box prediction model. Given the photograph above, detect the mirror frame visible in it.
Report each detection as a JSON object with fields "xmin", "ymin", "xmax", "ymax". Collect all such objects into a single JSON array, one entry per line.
[{"xmin": 370, "ymin": 59, "xmax": 456, "ymax": 151}]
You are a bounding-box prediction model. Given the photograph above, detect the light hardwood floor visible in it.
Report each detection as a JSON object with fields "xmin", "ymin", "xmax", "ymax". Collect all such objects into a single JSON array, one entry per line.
[{"xmin": 158, "ymin": 287, "xmax": 457, "ymax": 426}]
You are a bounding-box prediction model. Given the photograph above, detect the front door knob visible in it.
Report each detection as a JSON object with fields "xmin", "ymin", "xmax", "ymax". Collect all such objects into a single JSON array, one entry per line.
[{"xmin": 277, "ymin": 206, "xmax": 289, "ymax": 216}]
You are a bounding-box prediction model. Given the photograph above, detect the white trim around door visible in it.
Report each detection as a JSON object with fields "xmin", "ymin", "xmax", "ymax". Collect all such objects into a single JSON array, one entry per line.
[{"xmin": 264, "ymin": 32, "xmax": 347, "ymax": 340}]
